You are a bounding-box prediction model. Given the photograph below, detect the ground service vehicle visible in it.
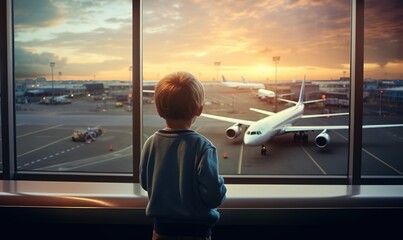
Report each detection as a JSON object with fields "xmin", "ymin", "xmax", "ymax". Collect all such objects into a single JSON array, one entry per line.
[{"xmin": 72, "ymin": 128, "xmax": 104, "ymax": 143}]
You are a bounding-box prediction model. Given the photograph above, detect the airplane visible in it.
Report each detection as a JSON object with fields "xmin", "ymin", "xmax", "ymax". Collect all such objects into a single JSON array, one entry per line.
[
  {"xmin": 256, "ymin": 87, "xmax": 294, "ymax": 100},
  {"xmin": 42, "ymin": 95, "xmax": 72, "ymax": 104},
  {"xmin": 221, "ymin": 75, "xmax": 265, "ymax": 89},
  {"xmin": 201, "ymin": 75, "xmax": 403, "ymax": 153},
  {"xmin": 257, "ymin": 88, "xmax": 275, "ymax": 98}
]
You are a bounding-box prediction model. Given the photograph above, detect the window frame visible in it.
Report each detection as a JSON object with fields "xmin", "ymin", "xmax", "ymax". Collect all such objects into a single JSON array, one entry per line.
[{"xmin": 1, "ymin": 0, "xmax": 402, "ymax": 185}]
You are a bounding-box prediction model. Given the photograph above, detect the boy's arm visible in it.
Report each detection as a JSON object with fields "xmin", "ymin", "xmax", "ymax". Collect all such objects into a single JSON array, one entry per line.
[
  {"xmin": 197, "ymin": 147, "xmax": 227, "ymax": 209},
  {"xmin": 139, "ymin": 149, "xmax": 148, "ymax": 191}
]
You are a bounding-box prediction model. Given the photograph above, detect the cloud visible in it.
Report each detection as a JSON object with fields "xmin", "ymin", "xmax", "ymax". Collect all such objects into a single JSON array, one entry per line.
[
  {"xmin": 364, "ymin": 0, "xmax": 403, "ymax": 67},
  {"xmin": 14, "ymin": 0, "xmax": 132, "ymax": 80},
  {"xmin": 13, "ymin": 0, "xmax": 402, "ymax": 80},
  {"xmin": 14, "ymin": 46, "xmax": 67, "ymax": 78},
  {"xmin": 14, "ymin": 0, "xmax": 65, "ymax": 29},
  {"xmin": 143, "ymin": 0, "xmax": 351, "ymax": 70}
]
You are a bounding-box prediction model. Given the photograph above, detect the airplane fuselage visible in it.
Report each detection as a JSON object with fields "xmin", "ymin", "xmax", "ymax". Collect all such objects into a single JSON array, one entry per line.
[
  {"xmin": 243, "ymin": 103, "xmax": 304, "ymax": 146},
  {"xmin": 223, "ymin": 82, "xmax": 265, "ymax": 89}
]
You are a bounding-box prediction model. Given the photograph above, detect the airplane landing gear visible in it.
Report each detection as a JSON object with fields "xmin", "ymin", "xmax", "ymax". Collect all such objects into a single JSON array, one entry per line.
[
  {"xmin": 261, "ymin": 145, "xmax": 267, "ymax": 155},
  {"xmin": 294, "ymin": 132, "xmax": 308, "ymax": 143}
]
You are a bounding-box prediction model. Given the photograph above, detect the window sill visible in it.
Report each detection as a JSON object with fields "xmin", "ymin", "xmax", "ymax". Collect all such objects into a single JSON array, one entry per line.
[{"xmin": 1, "ymin": 180, "xmax": 403, "ymax": 226}]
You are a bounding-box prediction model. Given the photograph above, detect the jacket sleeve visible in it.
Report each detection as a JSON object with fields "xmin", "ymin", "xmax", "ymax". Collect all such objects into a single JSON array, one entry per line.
[
  {"xmin": 197, "ymin": 147, "xmax": 227, "ymax": 209},
  {"xmin": 139, "ymin": 143, "xmax": 149, "ymax": 191}
]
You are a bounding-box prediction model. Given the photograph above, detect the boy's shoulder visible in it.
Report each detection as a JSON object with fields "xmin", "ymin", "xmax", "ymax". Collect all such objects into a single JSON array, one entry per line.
[
  {"xmin": 157, "ymin": 129, "xmax": 215, "ymax": 147},
  {"xmin": 191, "ymin": 131, "xmax": 216, "ymax": 149}
]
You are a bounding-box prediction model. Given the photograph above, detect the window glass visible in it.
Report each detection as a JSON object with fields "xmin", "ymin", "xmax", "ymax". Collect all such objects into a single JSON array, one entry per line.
[
  {"xmin": 143, "ymin": 0, "xmax": 351, "ymax": 176},
  {"xmin": 362, "ymin": 0, "xmax": 403, "ymax": 176},
  {"xmin": 14, "ymin": 0, "xmax": 133, "ymax": 173}
]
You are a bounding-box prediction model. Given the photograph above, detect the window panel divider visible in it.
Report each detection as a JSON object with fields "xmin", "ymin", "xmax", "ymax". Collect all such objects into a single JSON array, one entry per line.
[{"xmin": 348, "ymin": 0, "xmax": 364, "ymax": 185}]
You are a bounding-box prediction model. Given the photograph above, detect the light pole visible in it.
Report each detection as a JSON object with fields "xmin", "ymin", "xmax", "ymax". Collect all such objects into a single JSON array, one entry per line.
[
  {"xmin": 214, "ymin": 61, "xmax": 221, "ymax": 81},
  {"xmin": 129, "ymin": 66, "xmax": 132, "ymax": 81},
  {"xmin": 272, "ymin": 56, "xmax": 280, "ymax": 112},
  {"xmin": 379, "ymin": 90, "xmax": 383, "ymax": 116},
  {"xmin": 50, "ymin": 62, "xmax": 55, "ymax": 99}
]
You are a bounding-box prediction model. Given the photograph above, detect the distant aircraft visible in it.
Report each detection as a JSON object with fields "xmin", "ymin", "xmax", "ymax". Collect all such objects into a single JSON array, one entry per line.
[
  {"xmin": 221, "ymin": 75, "xmax": 265, "ymax": 89},
  {"xmin": 201, "ymin": 75, "xmax": 403, "ymax": 153},
  {"xmin": 43, "ymin": 95, "xmax": 72, "ymax": 104},
  {"xmin": 257, "ymin": 88, "xmax": 275, "ymax": 98}
]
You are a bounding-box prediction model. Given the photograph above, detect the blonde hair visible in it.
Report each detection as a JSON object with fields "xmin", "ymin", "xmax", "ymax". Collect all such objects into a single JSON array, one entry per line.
[{"xmin": 154, "ymin": 71, "xmax": 204, "ymax": 120}]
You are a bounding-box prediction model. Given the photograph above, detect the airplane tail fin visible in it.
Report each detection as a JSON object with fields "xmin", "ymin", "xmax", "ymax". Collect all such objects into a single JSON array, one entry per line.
[
  {"xmin": 222, "ymin": 75, "xmax": 227, "ymax": 82},
  {"xmin": 298, "ymin": 75, "xmax": 306, "ymax": 104}
]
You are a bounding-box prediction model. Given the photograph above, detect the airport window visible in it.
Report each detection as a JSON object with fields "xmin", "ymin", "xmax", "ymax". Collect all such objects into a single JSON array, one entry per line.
[
  {"xmin": 1, "ymin": 0, "xmax": 402, "ymax": 184},
  {"xmin": 143, "ymin": 0, "xmax": 353, "ymax": 180},
  {"xmin": 142, "ymin": 0, "xmax": 403, "ymax": 183},
  {"xmin": 12, "ymin": 0, "xmax": 134, "ymax": 178},
  {"xmin": 362, "ymin": 0, "xmax": 403, "ymax": 179}
]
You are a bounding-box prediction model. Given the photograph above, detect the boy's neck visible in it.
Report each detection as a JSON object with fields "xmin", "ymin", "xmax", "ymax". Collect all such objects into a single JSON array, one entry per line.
[{"xmin": 164, "ymin": 118, "xmax": 193, "ymax": 130}]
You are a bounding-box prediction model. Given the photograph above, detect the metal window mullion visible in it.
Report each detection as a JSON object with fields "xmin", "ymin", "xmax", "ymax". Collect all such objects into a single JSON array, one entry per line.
[
  {"xmin": 1, "ymin": 0, "xmax": 16, "ymax": 180},
  {"xmin": 132, "ymin": 0, "xmax": 142, "ymax": 181},
  {"xmin": 348, "ymin": 0, "xmax": 364, "ymax": 185}
]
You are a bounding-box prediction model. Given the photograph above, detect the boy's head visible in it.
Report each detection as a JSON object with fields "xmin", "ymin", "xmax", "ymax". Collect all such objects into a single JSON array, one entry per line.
[{"xmin": 154, "ymin": 71, "xmax": 204, "ymax": 121}]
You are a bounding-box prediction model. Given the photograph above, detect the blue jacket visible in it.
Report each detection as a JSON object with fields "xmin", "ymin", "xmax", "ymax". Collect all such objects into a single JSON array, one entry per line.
[{"xmin": 140, "ymin": 129, "xmax": 227, "ymax": 234}]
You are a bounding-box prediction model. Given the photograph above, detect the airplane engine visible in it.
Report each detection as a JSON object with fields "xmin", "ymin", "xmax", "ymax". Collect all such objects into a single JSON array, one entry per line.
[
  {"xmin": 226, "ymin": 124, "xmax": 242, "ymax": 139},
  {"xmin": 315, "ymin": 129, "xmax": 330, "ymax": 148}
]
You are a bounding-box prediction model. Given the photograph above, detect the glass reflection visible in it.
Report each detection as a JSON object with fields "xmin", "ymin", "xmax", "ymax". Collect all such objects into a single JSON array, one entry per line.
[
  {"xmin": 14, "ymin": 0, "xmax": 133, "ymax": 173},
  {"xmin": 143, "ymin": 0, "xmax": 351, "ymax": 176}
]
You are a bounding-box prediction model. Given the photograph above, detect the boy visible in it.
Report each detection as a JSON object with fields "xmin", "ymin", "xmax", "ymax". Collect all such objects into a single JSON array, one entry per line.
[{"xmin": 140, "ymin": 71, "xmax": 227, "ymax": 240}]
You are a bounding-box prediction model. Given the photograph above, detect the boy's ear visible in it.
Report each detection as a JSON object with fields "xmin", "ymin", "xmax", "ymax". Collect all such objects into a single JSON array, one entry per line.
[{"xmin": 196, "ymin": 105, "xmax": 203, "ymax": 116}]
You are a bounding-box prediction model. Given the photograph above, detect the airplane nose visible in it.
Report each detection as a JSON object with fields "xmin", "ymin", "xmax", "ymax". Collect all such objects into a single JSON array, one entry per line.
[{"xmin": 244, "ymin": 135, "xmax": 260, "ymax": 146}]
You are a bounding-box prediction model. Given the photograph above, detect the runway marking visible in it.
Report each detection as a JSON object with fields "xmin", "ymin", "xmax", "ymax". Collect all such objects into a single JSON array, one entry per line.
[
  {"xmin": 362, "ymin": 148, "xmax": 402, "ymax": 175},
  {"xmin": 333, "ymin": 129, "xmax": 402, "ymax": 175},
  {"xmin": 17, "ymin": 135, "xmax": 71, "ymax": 157},
  {"xmin": 37, "ymin": 145, "xmax": 133, "ymax": 171},
  {"xmin": 237, "ymin": 144, "xmax": 244, "ymax": 174},
  {"xmin": 18, "ymin": 143, "xmax": 85, "ymax": 169},
  {"xmin": 301, "ymin": 146, "xmax": 327, "ymax": 175},
  {"xmin": 332, "ymin": 130, "xmax": 348, "ymax": 141},
  {"xmin": 17, "ymin": 124, "xmax": 64, "ymax": 138}
]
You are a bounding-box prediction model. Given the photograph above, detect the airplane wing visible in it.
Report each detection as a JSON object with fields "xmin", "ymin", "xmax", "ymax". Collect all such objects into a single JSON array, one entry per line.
[
  {"xmin": 284, "ymin": 124, "xmax": 403, "ymax": 132},
  {"xmin": 284, "ymin": 125, "xmax": 348, "ymax": 132},
  {"xmin": 301, "ymin": 112, "xmax": 349, "ymax": 118},
  {"xmin": 304, "ymin": 99, "xmax": 325, "ymax": 104},
  {"xmin": 362, "ymin": 124, "xmax": 403, "ymax": 129},
  {"xmin": 279, "ymin": 98, "xmax": 325, "ymax": 105},
  {"xmin": 200, "ymin": 113, "xmax": 255, "ymax": 126},
  {"xmin": 249, "ymin": 108, "xmax": 276, "ymax": 116},
  {"xmin": 278, "ymin": 93, "xmax": 294, "ymax": 97},
  {"xmin": 278, "ymin": 98, "xmax": 297, "ymax": 105}
]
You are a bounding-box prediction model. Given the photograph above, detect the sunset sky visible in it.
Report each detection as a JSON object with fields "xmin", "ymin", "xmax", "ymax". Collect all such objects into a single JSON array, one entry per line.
[{"xmin": 14, "ymin": 0, "xmax": 402, "ymax": 82}]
